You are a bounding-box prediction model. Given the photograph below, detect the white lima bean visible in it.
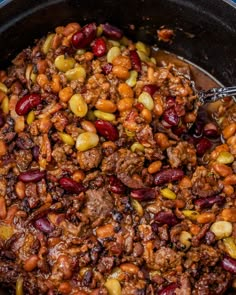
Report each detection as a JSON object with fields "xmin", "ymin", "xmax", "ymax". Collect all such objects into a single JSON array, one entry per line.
[
  {"xmin": 76, "ymin": 132, "xmax": 99, "ymax": 152},
  {"xmin": 210, "ymin": 221, "xmax": 232, "ymax": 240}
]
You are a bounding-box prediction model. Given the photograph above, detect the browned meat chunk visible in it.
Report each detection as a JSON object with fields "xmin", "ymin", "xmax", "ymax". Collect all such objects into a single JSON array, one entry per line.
[
  {"xmin": 83, "ymin": 188, "xmax": 113, "ymax": 222},
  {"xmin": 102, "ymin": 148, "xmax": 145, "ymax": 188},
  {"xmin": 15, "ymin": 149, "xmax": 32, "ymax": 171},
  {"xmin": 77, "ymin": 147, "xmax": 102, "ymax": 171},
  {"xmin": 167, "ymin": 141, "xmax": 197, "ymax": 169},
  {"xmin": 145, "ymin": 246, "xmax": 183, "ymax": 272}
]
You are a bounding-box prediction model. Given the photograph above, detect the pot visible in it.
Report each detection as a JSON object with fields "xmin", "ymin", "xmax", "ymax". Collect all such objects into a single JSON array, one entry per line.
[
  {"xmin": 0, "ymin": 0, "xmax": 235, "ymax": 294},
  {"xmin": 0, "ymin": 0, "xmax": 236, "ymax": 86}
]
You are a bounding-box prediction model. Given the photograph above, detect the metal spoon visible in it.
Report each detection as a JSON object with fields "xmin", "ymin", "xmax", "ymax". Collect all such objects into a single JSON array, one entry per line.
[
  {"xmin": 172, "ymin": 66, "xmax": 236, "ymax": 105},
  {"xmin": 197, "ymin": 86, "xmax": 236, "ymax": 104}
]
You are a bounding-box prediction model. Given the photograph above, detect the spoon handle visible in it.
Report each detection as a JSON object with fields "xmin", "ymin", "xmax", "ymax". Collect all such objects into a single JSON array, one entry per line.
[{"xmin": 198, "ymin": 86, "xmax": 236, "ymax": 104}]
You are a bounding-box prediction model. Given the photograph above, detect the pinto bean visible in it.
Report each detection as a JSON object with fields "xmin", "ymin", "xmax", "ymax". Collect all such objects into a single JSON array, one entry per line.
[
  {"xmin": 56, "ymin": 255, "xmax": 73, "ymax": 279},
  {"xmin": 197, "ymin": 212, "xmax": 216, "ymax": 224},
  {"xmin": 15, "ymin": 181, "xmax": 26, "ymax": 199},
  {"xmin": 0, "ymin": 197, "xmax": 7, "ymax": 220},
  {"xmin": 58, "ymin": 282, "xmax": 72, "ymax": 294},
  {"xmin": 112, "ymin": 65, "xmax": 130, "ymax": 80},
  {"xmin": 221, "ymin": 208, "xmax": 236, "ymax": 222},
  {"xmin": 120, "ymin": 263, "xmax": 139, "ymax": 274},
  {"xmin": 212, "ymin": 162, "xmax": 232, "ymax": 177},
  {"xmin": 0, "ymin": 139, "xmax": 7, "ymax": 156},
  {"xmin": 24, "ymin": 255, "xmax": 38, "ymax": 272},
  {"xmin": 96, "ymin": 224, "xmax": 114, "ymax": 239}
]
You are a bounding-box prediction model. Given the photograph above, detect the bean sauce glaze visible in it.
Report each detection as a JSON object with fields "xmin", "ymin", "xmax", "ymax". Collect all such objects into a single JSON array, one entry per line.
[{"xmin": 0, "ymin": 22, "xmax": 236, "ymax": 295}]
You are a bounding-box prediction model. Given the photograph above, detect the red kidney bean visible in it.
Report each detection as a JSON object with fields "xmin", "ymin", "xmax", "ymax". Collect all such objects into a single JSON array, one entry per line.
[
  {"xmin": 131, "ymin": 188, "xmax": 156, "ymax": 201},
  {"xmin": 221, "ymin": 256, "xmax": 236, "ymax": 274},
  {"xmin": 130, "ymin": 50, "xmax": 142, "ymax": 72},
  {"xmin": 151, "ymin": 222, "xmax": 159, "ymax": 233},
  {"xmin": 165, "ymin": 96, "xmax": 176, "ymax": 108},
  {"xmin": 203, "ymin": 122, "xmax": 219, "ymax": 139},
  {"xmin": 142, "ymin": 84, "xmax": 158, "ymax": 97},
  {"xmin": 101, "ymin": 23, "xmax": 123, "ymax": 39},
  {"xmin": 71, "ymin": 23, "xmax": 97, "ymax": 49},
  {"xmin": 157, "ymin": 283, "xmax": 178, "ymax": 295},
  {"xmin": 18, "ymin": 169, "xmax": 46, "ymax": 183},
  {"xmin": 59, "ymin": 177, "xmax": 86, "ymax": 194},
  {"xmin": 95, "ymin": 120, "xmax": 119, "ymax": 141},
  {"xmin": 154, "ymin": 169, "xmax": 184, "ymax": 185},
  {"xmin": 196, "ymin": 137, "xmax": 212, "ymax": 156},
  {"xmin": 109, "ymin": 175, "xmax": 126, "ymax": 194},
  {"xmin": 15, "ymin": 93, "xmax": 41, "ymax": 116},
  {"xmin": 91, "ymin": 37, "xmax": 107, "ymax": 57},
  {"xmin": 101, "ymin": 63, "xmax": 113, "ymax": 75},
  {"xmin": 0, "ymin": 110, "xmax": 5, "ymax": 127},
  {"xmin": 162, "ymin": 107, "xmax": 179, "ymax": 126},
  {"xmin": 185, "ymin": 133, "xmax": 201, "ymax": 146},
  {"xmin": 194, "ymin": 195, "xmax": 225, "ymax": 209},
  {"xmin": 205, "ymin": 231, "xmax": 216, "ymax": 245},
  {"xmin": 155, "ymin": 211, "xmax": 178, "ymax": 226},
  {"xmin": 32, "ymin": 145, "xmax": 40, "ymax": 161},
  {"xmin": 172, "ymin": 124, "xmax": 187, "ymax": 136},
  {"xmin": 34, "ymin": 217, "xmax": 54, "ymax": 234},
  {"xmin": 188, "ymin": 120, "xmax": 204, "ymax": 138}
]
